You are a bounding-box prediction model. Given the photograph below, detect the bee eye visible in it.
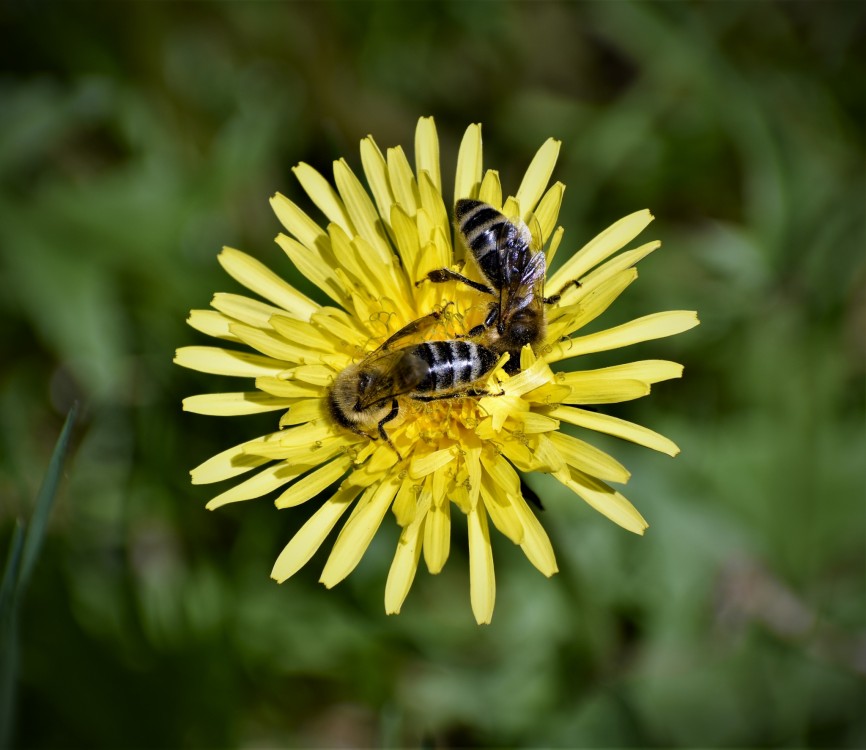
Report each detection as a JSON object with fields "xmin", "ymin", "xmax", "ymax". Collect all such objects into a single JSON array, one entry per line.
[{"xmin": 357, "ymin": 373, "xmax": 372, "ymax": 393}]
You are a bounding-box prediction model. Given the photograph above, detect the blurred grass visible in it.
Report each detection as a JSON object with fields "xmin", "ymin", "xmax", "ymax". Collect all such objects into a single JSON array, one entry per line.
[
  {"xmin": 1, "ymin": 403, "xmax": 77, "ymax": 748},
  {"xmin": 0, "ymin": 1, "xmax": 864, "ymax": 747}
]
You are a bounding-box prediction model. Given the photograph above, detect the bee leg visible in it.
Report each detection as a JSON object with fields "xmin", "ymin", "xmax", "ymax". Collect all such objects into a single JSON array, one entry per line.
[
  {"xmin": 456, "ymin": 306, "xmax": 498, "ymax": 340},
  {"xmin": 412, "ymin": 387, "xmax": 500, "ymax": 403},
  {"xmin": 417, "ymin": 269, "xmax": 494, "ymax": 297},
  {"xmin": 377, "ymin": 399, "xmax": 402, "ymax": 460},
  {"xmin": 463, "ymin": 388, "xmax": 495, "ymax": 398},
  {"xmin": 544, "ymin": 279, "xmax": 581, "ymax": 304},
  {"xmin": 458, "ymin": 324, "xmax": 486, "ymax": 339},
  {"xmin": 412, "ymin": 392, "xmax": 471, "ymax": 403}
]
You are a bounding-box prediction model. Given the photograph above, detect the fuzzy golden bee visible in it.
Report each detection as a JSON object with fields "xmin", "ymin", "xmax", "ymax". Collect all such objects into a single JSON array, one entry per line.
[{"xmin": 328, "ymin": 311, "xmax": 499, "ymax": 455}]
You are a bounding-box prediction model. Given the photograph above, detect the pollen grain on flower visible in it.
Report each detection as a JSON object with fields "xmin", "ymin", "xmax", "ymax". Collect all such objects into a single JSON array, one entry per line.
[{"xmin": 174, "ymin": 116, "xmax": 698, "ymax": 625}]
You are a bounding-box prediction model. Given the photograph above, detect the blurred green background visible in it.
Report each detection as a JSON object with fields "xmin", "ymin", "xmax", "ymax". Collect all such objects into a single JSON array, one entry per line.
[{"xmin": 1, "ymin": 1, "xmax": 864, "ymax": 747}]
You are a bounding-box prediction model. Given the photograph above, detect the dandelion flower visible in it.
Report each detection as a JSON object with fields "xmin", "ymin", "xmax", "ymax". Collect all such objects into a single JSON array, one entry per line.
[{"xmin": 175, "ymin": 117, "xmax": 698, "ymax": 624}]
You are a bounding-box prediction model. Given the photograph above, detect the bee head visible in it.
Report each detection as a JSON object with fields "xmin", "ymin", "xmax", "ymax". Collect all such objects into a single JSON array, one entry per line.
[{"xmin": 328, "ymin": 362, "xmax": 394, "ymax": 432}]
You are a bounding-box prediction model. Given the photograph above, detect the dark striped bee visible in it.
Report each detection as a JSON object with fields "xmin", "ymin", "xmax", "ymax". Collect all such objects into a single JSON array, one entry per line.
[
  {"xmin": 420, "ymin": 199, "xmax": 577, "ymax": 373},
  {"xmin": 328, "ymin": 311, "xmax": 499, "ymax": 456}
]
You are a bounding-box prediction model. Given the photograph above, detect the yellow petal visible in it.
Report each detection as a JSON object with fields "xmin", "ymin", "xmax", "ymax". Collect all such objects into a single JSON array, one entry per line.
[
  {"xmin": 501, "ymin": 357, "xmax": 554, "ymax": 398},
  {"xmin": 575, "ymin": 360, "xmax": 684, "ymax": 386},
  {"xmin": 384, "ymin": 520, "xmax": 425, "ymax": 615},
  {"xmin": 548, "ymin": 432, "xmax": 631, "ymax": 484},
  {"xmin": 391, "ymin": 474, "xmax": 422, "ymax": 527},
  {"xmin": 275, "ymin": 455, "xmax": 353, "ymax": 508},
  {"xmin": 287, "ymin": 364, "xmax": 337, "ymax": 388},
  {"xmin": 320, "ymin": 476, "xmax": 401, "ymax": 587},
  {"xmin": 186, "ymin": 310, "xmax": 239, "ymax": 341},
  {"xmin": 509, "ymin": 411, "xmax": 560, "ymax": 434},
  {"xmin": 515, "ymin": 138, "xmax": 561, "ymax": 218},
  {"xmin": 360, "ymin": 136, "xmax": 396, "ymax": 227},
  {"xmin": 512, "ymin": 491, "xmax": 558, "ymax": 577},
  {"xmin": 277, "ymin": 419, "xmax": 337, "ymax": 449},
  {"xmin": 551, "ymin": 268, "xmax": 638, "ymax": 339},
  {"xmin": 450, "ymin": 469, "xmax": 471, "ymax": 514},
  {"xmin": 577, "ymin": 240, "xmax": 661, "ymax": 293},
  {"xmin": 390, "ymin": 204, "xmax": 422, "ymax": 280},
  {"xmin": 479, "ymin": 451, "xmax": 520, "ymax": 497},
  {"xmin": 211, "ymin": 293, "xmax": 287, "ymax": 328},
  {"xmin": 454, "ymin": 123, "xmax": 482, "ymax": 201},
  {"xmin": 255, "ymin": 376, "xmax": 322, "ymax": 399},
  {"xmin": 431, "ymin": 459, "xmax": 449, "ymax": 511},
  {"xmin": 174, "ymin": 346, "xmax": 284, "ymax": 378},
  {"xmin": 333, "ymin": 158, "xmax": 392, "ymax": 262},
  {"xmin": 523, "ymin": 381, "xmax": 571, "ymax": 406},
  {"xmin": 357, "ymin": 442, "xmax": 399, "ymax": 478},
  {"xmin": 547, "ymin": 406, "xmax": 680, "ymax": 457},
  {"xmin": 293, "ymin": 162, "xmax": 353, "ymax": 234},
  {"xmin": 418, "ymin": 170, "xmax": 450, "ymax": 249},
  {"xmin": 480, "ymin": 474, "xmax": 523, "ymax": 545},
  {"xmin": 468, "ymin": 502, "xmax": 495, "ymax": 625},
  {"xmin": 416, "ymin": 223, "xmax": 452, "ymax": 279},
  {"xmin": 327, "ymin": 224, "xmax": 378, "ymax": 297},
  {"xmin": 545, "ymin": 311, "xmax": 700, "ymax": 363},
  {"xmin": 311, "ymin": 308, "xmax": 367, "ymax": 348},
  {"xmin": 278, "ymin": 398, "xmax": 325, "ymax": 427},
  {"xmin": 518, "ymin": 433, "xmax": 566, "ymax": 474},
  {"xmin": 478, "ymin": 170, "xmax": 502, "ymax": 210},
  {"xmin": 533, "ymin": 182, "xmax": 564, "ymax": 246},
  {"xmin": 423, "ymin": 493, "xmax": 450, "ymax": 574},
  {"xmin": 414, "ymin": 116, "xmax": 441, "ymax": 193},
  {"xmin": 206, "ymin": 461, "xmax": 305, "ymax": 510},
  {"xmin": 228, "ymin": 323, "xmax": 306, "ymax": 363},
  {"xmin": 218, "ymin": 247, "xmax": 318, "ymax": 321},
  {"xmin": 497, "ymin": 439, "xmax": 534, "ymax": 474},
  {"xmin": 558, "ymin": 376, "xmax": 650, "ymax": 404},
  {"xmin": 559, "ymin": 469, "xmax": 649, "ymax": 535},
  {"xmin": 268, "ymin": 314, "xmax": 341, "ymax": 353},
  {"xmin": 189, "ymin": 436, "xmax": 275, "ymax": 485},
  {"xmin": 547, "ymin": 209, "xmax": 655, "ymax": 294},
  {"xmin": 183, "ymin": 392, "xmax": 292, "ymax": 416},
  {"xmin": 479, "ymin": 392, "xmax": 527, "ymax": 432},
  {"xmin": 243, "ymin": 422, "xmax": 345, "ymax": 461},
  {"xmin": 271, "ymin": 484, "xmax": 361, "ymax": 582},
  {"xmin": 387, "ymin": 145, "xmax": 420, "ymax": 216},
  {"xmin": 545, "ymin": 226, "xmax": 565, "ymax": 267},
  {"xmin": 275, "ymin": 233, "xmax": 346, "ymax": 306},
  {"xmin": 351, "ymin": 235, "xmax": 411, "ymax": 318},
  {"xmin": 245, "ymin": 435, "xmax": 352, "ymax": 465},
  {"xmin": 501, "ymin": 196, "xmax": 520, "ymax": 222},
  {"xmin": 464, "ymin": 444, "xmax": 482, "ymax": 509},
  {"xmin": 270, "ymin": 192, "xmax": 329, "ymax": 253},
  {"xmin": 409, "ymin": 447, "xmax": 455, "ymax": 479}
]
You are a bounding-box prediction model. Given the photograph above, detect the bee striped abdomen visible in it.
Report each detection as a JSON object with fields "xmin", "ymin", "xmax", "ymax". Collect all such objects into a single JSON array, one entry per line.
[
  {"xmin": 455, "ymin": 199, "xmax": 511, "ymax": 284},
  {"xmin": 415, "ymin": 340, "xmax": 497, "ymax": 394}
]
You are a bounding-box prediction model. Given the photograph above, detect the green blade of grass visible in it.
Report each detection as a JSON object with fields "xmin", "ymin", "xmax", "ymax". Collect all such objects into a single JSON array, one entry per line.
[
  {"xmin": 18, "ymin": 401, "xmax": 79, "ymax": 593},
  {"xmin": 0, "ymin": 402, "xmax": 79, "ymax": 749},
  {"xmin": 0, "ymin": 523, "xmax": 25, "ymax": 626}
]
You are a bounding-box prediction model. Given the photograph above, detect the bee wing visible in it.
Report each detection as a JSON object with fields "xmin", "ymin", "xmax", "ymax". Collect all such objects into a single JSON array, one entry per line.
[
  {"xmin": 521, "ymin": 248, "xmax": 547, "ymax": 287},
  {"xmin": 376, "ymin": 307, "xmax": 450, "ymax": 352},
  {"xmin": 356, "ymin": 347, "xmax": 429, "ymax": 409},
  {"xmin": 500, "ymin": 240, "xmax": 546, "ymax": 316}
]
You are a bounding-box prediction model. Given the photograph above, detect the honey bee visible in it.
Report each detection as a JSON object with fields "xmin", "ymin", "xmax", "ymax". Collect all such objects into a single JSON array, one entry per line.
[
  {"xmin": 421, "ymin": 199, "xmax": 577, "ymax": 373},
  {"xmin": 328, "ymin": 311, "xmax": 500, "ymax": 455}
]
